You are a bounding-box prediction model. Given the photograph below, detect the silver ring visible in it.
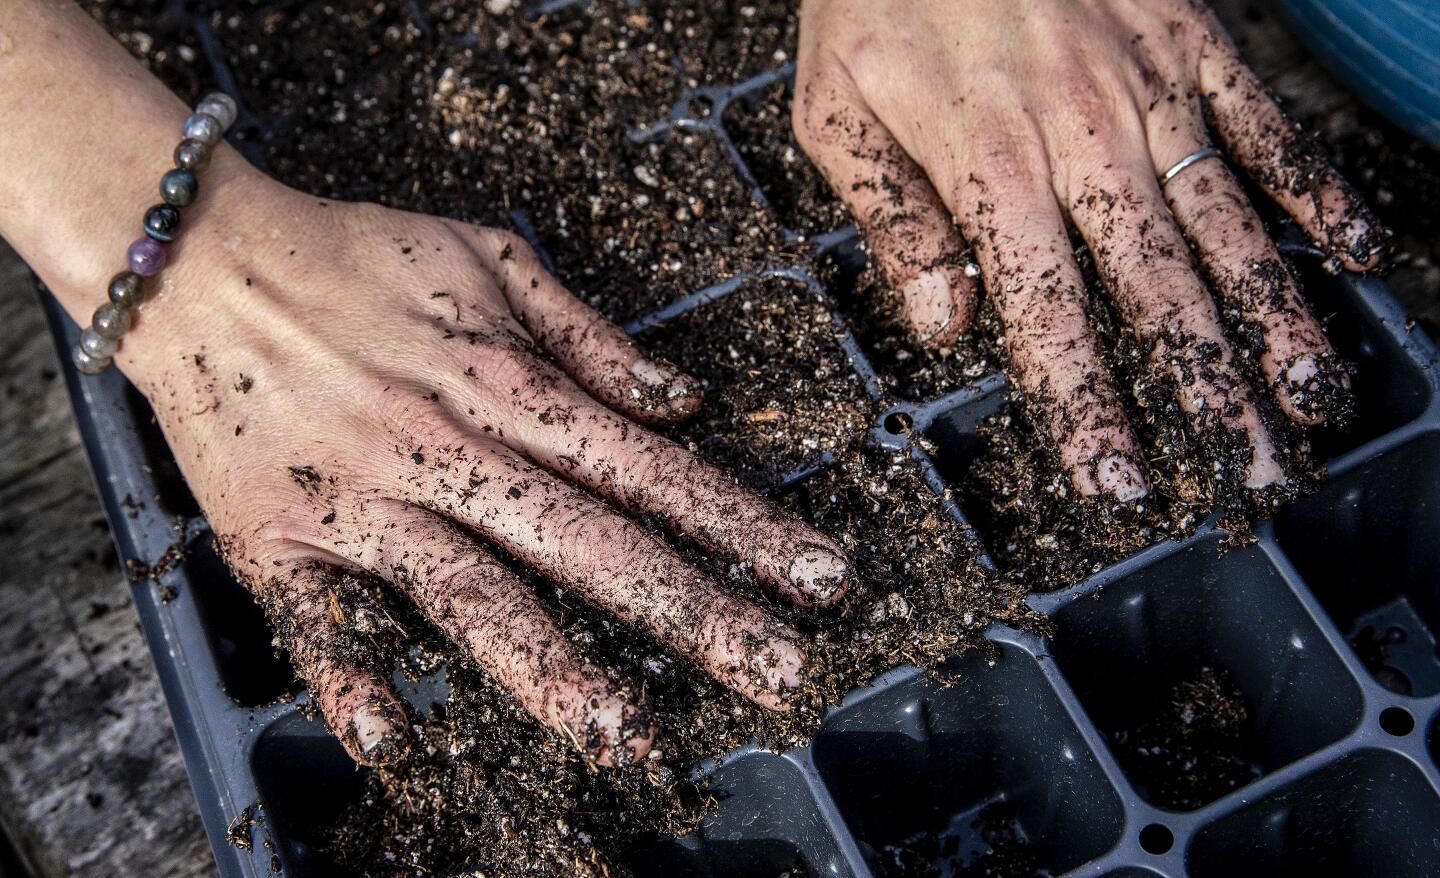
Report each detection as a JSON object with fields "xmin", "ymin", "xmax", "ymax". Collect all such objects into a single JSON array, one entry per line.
[{"xmin": 1158, "ymin": 146, "xmax": 1222, "ymax": 186}]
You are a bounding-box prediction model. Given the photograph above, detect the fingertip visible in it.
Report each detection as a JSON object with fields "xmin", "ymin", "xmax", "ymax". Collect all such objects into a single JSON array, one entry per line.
[
  {"xmin": 588, "ymin": 694, "xmax": 657, "ymax": 767},
  {"xmin": 903, "ymin": 265, "xmax": 976, "ymax": 349},
  {"xmin": 1074, "ymin": 450, "xmax": 1150, "ymax": 502},
  {"xmin": 744, "ymin": 635, "xmax": 807, "ymax": 711},
  {"xmin": 1273, "ymin": 352, "xmax": 1353, "ymax": 427},
  {"xmin": 624, "ymin": 357, "xmax": 704, "ymax": 422},
  {"xmin": 348, "ymin": 699, "xmax": 409, "ymax": 766},
  {"xmin": 785, "ymin": 544, "xmax": 850, "ymax": 607}
]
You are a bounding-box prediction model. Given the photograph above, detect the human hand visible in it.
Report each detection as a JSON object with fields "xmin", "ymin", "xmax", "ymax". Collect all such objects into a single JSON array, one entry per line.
[
  {"xmin": 794, "ymin": 0, "xmax": 1385, "ymax": 498},
  {"xmin": 115, "ymin": 171, "xmax": 849, "ymax": 767}
]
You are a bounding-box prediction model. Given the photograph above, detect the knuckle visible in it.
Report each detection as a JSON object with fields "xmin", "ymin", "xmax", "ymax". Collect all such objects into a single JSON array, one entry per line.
[
  {"xmin": 623, "ymin": 445, "xmax": 700, "ymax": 505},
  {"xmin": 551, "ymin": 507, "xmax": 647, "ymax": 574},
  {"xmin": 374, "ymin": 387, "xmax": 463, "ymax": 452},
  {"xmin": 1184, "ymin": 187, "xmax": 1263, "ymax": 260}
]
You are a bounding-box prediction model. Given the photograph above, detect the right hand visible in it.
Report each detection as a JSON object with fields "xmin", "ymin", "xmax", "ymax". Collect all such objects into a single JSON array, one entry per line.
[
  {"xmin": 793, "ymin": 0, "xmax": 1385, "ymax": 499},
  {"xmin": 114, "ymin": 168, "xmax": 850, "ymax": 767}
]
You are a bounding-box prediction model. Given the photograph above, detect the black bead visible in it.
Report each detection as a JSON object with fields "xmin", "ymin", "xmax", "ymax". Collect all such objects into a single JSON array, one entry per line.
[
  {"xmin": 143, "ymin": 204, "xmax": 182, "ymax": 242},
  {"xmin": 160, "ymin": 169, "xmax": 198, "ymax": 207},
  {"xmin": 107, "ymin": 271, "xmax": 144, "ymax": 309},
  {"xmin": 173, "ymin": 138, "xmax": 211, "ymax": 172}
]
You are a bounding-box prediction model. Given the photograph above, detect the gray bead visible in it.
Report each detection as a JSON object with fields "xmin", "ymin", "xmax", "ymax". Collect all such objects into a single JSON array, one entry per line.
[
  {"xmin": 174, "ymin": 139, "xmax": 211, "ymax": 172},
  {"xmin": 73, "ymin": 343, "xmax": 111, "ymax": 375},
  {"xmin": 183, "ymin": 112, "xmax": 223, "ymax": 146},
  {"xmin": 108, "ymin": 271, "xmax": 145, "ymax": 309},
  {"xmin": 93, "ymin": 303, "xmax": 133, "ymax": 339},
  {"xmin": 80, "ymin": 327, "xmax": 118, "ymax": 359},
  {"xmin": 160, "ymin": 169, "xmax": 198, "ymax": 207},
  {"xmin": 196, "ymin": 92, "xmax": 238, "ymax": 131}
]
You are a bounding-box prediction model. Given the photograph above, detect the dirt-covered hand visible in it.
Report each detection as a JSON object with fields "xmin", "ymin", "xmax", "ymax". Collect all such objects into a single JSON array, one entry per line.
[
  {"xmin": 117, "ymin": 175, "xmax": 850, "ymax": 767},
  {"xmin": 794, "ymin": 0, "xmax": 1385, "ymax": 498}
]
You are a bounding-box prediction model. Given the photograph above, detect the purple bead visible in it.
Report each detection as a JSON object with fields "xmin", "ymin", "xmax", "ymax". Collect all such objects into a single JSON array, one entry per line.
[{"xmin": 127, "ymin": 237, "xmax": 166, "ymax": 276}]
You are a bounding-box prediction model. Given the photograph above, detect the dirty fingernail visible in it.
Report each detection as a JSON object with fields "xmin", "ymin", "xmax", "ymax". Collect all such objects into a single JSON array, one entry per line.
[
  {"xmin": 1096, "ymin": 451, "xmax": 1150, "ymax": 502},
  {"xmin": 631, "ymin": 357, "xmax": 698, "ymax": 400},
  {"xmin": 902, "ymin": 268, "xmax": 958, "ymax": 345},
  {"xmin": 788, "ymin": 547, "xmax": 849, "ymax": 604},
  {"xmin": 353, "ymin": 704, "xmax": 401, "ymax": 759},
  {"xmin": 580, "ymin": 688, "xmax": 653, "ymax": 767},
  {"xmin": 758, "ymin": 637, "xmax": 806, "ymax": 693}
]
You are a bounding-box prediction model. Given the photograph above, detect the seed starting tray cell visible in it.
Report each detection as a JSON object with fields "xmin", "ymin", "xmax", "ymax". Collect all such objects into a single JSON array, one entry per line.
[{"xmin": 44, "ymin": 2, "xmax": 1440, "ymax": 876}]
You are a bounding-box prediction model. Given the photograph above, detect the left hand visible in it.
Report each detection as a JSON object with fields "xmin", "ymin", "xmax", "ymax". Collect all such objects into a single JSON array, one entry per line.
[{"xmin": 793, "ymin": 0, "xmax": 1385, "ymax": 499}]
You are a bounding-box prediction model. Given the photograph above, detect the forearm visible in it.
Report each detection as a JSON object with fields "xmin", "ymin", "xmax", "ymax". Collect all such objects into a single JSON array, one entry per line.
[{"xmin": 0, "ymin": 0, "xmax": 268, "ymax": 373}]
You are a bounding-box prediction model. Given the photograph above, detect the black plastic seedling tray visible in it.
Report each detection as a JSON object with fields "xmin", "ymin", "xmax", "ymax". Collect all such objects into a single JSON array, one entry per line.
[{"xmin": 42, "ymin": 3, "xmax": 1440, "ymax": 876}]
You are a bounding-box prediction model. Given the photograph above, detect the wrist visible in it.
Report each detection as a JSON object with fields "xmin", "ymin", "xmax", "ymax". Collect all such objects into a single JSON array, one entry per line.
[{"xmin": 113, "ymin": 155, "xmax": 302, "ymax": 383}]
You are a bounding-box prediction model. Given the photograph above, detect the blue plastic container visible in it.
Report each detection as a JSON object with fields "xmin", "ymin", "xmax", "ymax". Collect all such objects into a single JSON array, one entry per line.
[{"xmin": 1266, "ymin": 0, "xmax": 1440, "ymax": 148}]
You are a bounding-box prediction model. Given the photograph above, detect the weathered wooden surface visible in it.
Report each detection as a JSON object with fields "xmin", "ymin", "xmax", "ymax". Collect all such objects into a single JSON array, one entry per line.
[
  {"xmin": 0, "ymin": 238, "xmax": 213, "ymax": 876},
  {"xmin": 0, "ymin": 2, "xmax": 1432, "ymax": 876}
]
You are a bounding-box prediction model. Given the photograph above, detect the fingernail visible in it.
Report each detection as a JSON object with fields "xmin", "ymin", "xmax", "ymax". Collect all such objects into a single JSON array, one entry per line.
[
  {"xmin": 1285, "ymin": 352, "xmax": 1319, "ymax": 386},
  {"xmin": 788, "ymin": 547, "xmax": 849, "ymax": 603},
  {"xmin": 758, "ymin": 637, "xmax": 806, "ymax": 692},
  {"xmin": 902, "ymin": 268, "xmax": 958, "ymax": 344},
  {"xmin": 631, "ymin": 357, "xmax": 697, "ymax": 400},
  {"xmin": 1095, "ymin": 451, "xmax": 1150, "ymax": 502},
  {"xmin": 1245, "ymin": 434, "xmax": 1287, "ymax": 490},
  {"xmin": 353, "ymin": 704, "xmax": 400, "ymax": 759}
]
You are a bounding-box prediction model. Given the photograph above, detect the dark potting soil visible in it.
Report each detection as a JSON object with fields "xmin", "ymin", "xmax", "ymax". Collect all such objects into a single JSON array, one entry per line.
[
  {"xmin": 724, "ymin": 80, "xmax": 851, "ymax": 237},
  {"xmin": 79, "ymin": 0, "xmax": 1414, "ymax": 874},
  {"xmin": 1109, "ymin": 666, "xmax": 1261, "ymax": 811},
  {"xmin": 640, "ymin": 276, "xmax": 873, "ymax": 490}
]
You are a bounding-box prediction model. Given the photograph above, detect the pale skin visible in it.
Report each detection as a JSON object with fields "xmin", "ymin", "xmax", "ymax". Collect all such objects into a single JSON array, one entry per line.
[
  {"xmin": 1, "ymin": 1, "xmax": 849, "ymax": 767},
  {"xmin": 795, "ymin": 0, "xmax": 1384, "ymax": 499},
  {"xmin": 1, "ymin": 1, "xmax": 1379, "ymax": 768}
]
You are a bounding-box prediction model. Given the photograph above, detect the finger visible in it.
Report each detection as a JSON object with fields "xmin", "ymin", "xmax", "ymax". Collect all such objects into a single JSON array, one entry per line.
[
  {"xmin": 1064, "ymin": 136, "xmax": 1285, "ymax": 489},
  {"xmin": 920, "ymin": 117, "xmax": 1150, "ymax": 500},
  {"xmin": 318, "ymin": 502, "xmax": 654, "ymax": 766},
  {"xmin": 387, "ymin": 439, "xmax": 810, "ymax": 709},
  {"xmin": 256, "ymin": 559, "xmax": 409, "ymax": 766},
  {"xmin": 460, "ymin": 226, "xmax": 702, "ymax": 424},
  {"xmin": 437, "ymin": 337, "xmax": 849, "ymax": 606},
  {"xmin": 1149, "ymin": 112, "xmax": 1351, "ymax": 426},
  {"xmin": 1197, "ymin": 25, "xmax": 1384, "ymax": 272},
  {"xmin": 794, "ymin": 61, "xmax": 976, "ymax": 346}
]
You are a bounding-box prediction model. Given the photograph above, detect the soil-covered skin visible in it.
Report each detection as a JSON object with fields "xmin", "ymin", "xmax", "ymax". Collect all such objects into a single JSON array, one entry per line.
[
  {"xmin": 959, "ymin": 248, "xmax": 1324, "ymax": 588},
  {"xmin": 837, "ymin": 258, "xmax": 1005, "ymax": 402},
  {"xmin": 1109, "ymin": 666, "xmax": 1260, "ymax": 811},
  {"xmin": 77, "ymin": 0, "xmax": 1424, "ymax": 874}
]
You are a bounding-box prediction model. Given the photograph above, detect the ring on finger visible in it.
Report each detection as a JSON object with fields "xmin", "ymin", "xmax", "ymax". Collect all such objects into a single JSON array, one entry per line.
[{"xmin": 1159, "ymin": 146, "xmax": 1223, "ymax": 187}]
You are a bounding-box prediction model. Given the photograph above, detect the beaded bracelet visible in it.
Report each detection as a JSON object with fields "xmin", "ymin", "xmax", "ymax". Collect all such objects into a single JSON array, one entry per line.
[{"xmin": 73, "ymin": 92, "xmax": 238, "ymax": 375}]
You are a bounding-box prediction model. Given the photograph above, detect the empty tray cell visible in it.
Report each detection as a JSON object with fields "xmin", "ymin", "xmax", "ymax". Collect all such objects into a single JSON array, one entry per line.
[
  {"xmin": 640, "ymin": 276, "xmax": 873, "ymax": 490},
  {"xmin": 252, "ymin": 711, "xmax": 370, "ymax": 877},
  {"xmin": 630, "ymin": 753, "xmax": 843, "ymax": 878},
  {"xmin": 1187, "ymin": 749, "xmax": 1440, "ymax": 878},
  {"xmin": 1048, "ymin": 537, "xmax": 1363, "ymax": 810},
  {"xmin": 812, "ymin": 642, "xmax": 1124, "ymax": 876},
  {"xmin": 722, "ymin": 80, "xmax": 850, "ymax": 236},
  {"xmin": 1293, "ymin": 264, "xmax": 1434, "ymax": 459},
  {"xmin": 184, "ymin": 530, "xmax": 297, "ymax": 706},
  {"xmin": 1274, "ymin": 432, "xmax": 1440, "ymax": 696}
]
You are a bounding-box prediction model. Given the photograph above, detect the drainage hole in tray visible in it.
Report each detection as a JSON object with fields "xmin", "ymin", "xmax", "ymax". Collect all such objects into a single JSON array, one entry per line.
[
  {"xmin": 883, "ymin": 411, "xmax": 914, "ymax": 436},
  {"xmin": 1138, "ymin": 824, "xmax": 1174, "ymax": 856},
  {"xmin": 687, "ymin": 94, "xmax": 715, "ymax": 120},
  {"xmin": 1380, "ymin": 706, "xmax": 1416, "ymax": 737}
]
